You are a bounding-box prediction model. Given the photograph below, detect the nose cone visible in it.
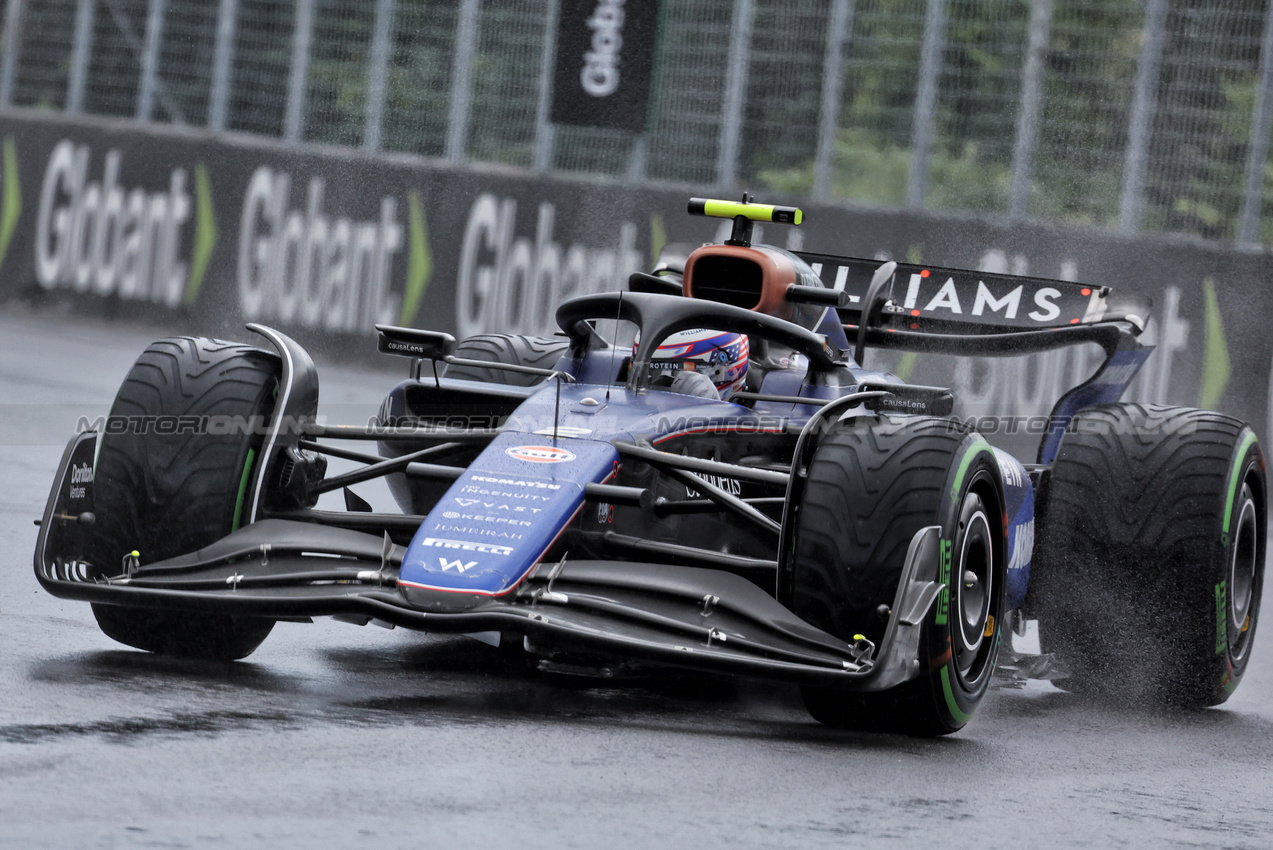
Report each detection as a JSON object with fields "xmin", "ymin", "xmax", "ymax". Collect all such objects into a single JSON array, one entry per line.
[{"xmin": 397, "ymin": 433, "xmax": 618, "ymax": 609}]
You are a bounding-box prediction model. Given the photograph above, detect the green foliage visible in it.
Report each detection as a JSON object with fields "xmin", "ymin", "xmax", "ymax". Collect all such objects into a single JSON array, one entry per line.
[
  {"xmin": 759, "ymin": 129, "xmax": 1010, "ymax": 213},
  {"xmin": 381, "ymin": 0, "xmax": 459, "ymax": 158},
  {"xmin": 753, "ymin": 0, "xmax": 1017, "ymax": 214},
  {"xmin": 927, "ymin": 142, "xmax": 1012, "ymax": 213},
  {"xmin": 827, "ymin": 128, "xmax": 910, "ymax": 206},
  {"xmin": 13, "ymin": 0, "xmax": 1272, "ymax": 244},
  {"xmin": 304, "ymin": 3, "xmax": 373, "ymax": 148},
  {"xmin": 755, "ymin": 0, "xmax": 1273, "ymax": 243}
]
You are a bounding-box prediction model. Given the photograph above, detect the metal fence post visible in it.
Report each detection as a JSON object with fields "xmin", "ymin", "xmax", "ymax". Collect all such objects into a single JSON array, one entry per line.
[
  {"xmin": 1238, "ymin": 4, "xmax": 1273, "ymax": 246},
  {"xmin": 1119, "ymin": 0, "xmax": 1167, "ymax": 234},
  {"xmin": 716, "ymin": 0, "xmax": 753, "ymax": 190},
  {"xmin": 1009, "ymin": 0, "xmax": 1052, "ymax": 221},
  {"xmin": 136, "ymin": 0, "xmax": 166, "ymax": 121},
  {"xmin": 813, "ymin": 0, "xmax": 854, "ymax": 202},
  {"xmin": 66, "ymin": 0, "xmax": 96, "ymax": 115},
  {"xmin": 364, "ymin": 0, "xmax": 396, "ymax": 151},
  {"xmin": 533, "ymin": 0, "xmax": 561, "ymax": 172},
  {"xmin": 907, "ymin": 0, "xmax": 946, "ymax": 210},
  {"xmin": 627, "ymin": 135, "xmax": 647, "ymax": 184},
  {"xmin": 208, "ymin": 0, "xmax": 239, "ymax": 131},
  {"xmin": 284, "ymin": 0, "xmax": 316, "ymax": 144},
  {"xmin": 446, "ymin": 0, "xmax": 481, "ymax": 164},
  {"xmin": 0, "ymin": 0, "xmax": 26, "ymax": 107}
]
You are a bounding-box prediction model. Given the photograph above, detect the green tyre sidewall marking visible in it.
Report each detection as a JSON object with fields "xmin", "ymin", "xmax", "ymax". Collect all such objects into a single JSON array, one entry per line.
[
  {"xmin": 231, "ymin": 447, "xmax": 256, "ymax": 532},
  {"xmin": 1222, "ymin": 430, "xmax": 1259, "ymax": 542},
  {"xmin": 928, "ymin": 435, "xmax": 1004, "ymax": 731},
  {"xmin": 1222, "ymin": 427, "xmax": 1262, "ymax": 542},
  {"xmin": 229, "ymin": 374, "xmax": 280, "ymax": 534},
  {"xmin": 1213, "ymin": 428, "xmax": 1266, "ymax": 701},
  {"xmin": 940, "ymin": 668, "xmax": 972, "ymax": 725}
]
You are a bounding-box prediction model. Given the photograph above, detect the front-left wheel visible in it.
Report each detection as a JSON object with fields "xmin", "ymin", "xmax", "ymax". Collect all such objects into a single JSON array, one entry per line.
[{"xmin": 89, "ymin": 337, "xmax": 279, "ymax": 661}]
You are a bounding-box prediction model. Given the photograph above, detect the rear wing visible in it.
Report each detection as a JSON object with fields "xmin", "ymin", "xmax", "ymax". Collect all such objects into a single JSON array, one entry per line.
[
  {"xmin": 795, "ymin": 252, "xmax": 1151, "ymax": 336},
  {"xmin": 794, "ymin": 250, "xmax": 1156, "ymax": 465},
  {"xmin": 668, "ymin": 199, "xmax": 1156, "ymax": 465}
]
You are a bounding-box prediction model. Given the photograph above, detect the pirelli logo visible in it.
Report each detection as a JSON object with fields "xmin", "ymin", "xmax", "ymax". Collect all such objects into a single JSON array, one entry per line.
[
  {"xmin": 1215, "ymin": 581, "xmax": 1228, "ymax": 655},
  {"xmin": 421, "ymin": 537, "xmax": 513, "ymax": 557},
  {"xmin": 934, "ymin": 538, "xmax": 953, "ymax": 626}
]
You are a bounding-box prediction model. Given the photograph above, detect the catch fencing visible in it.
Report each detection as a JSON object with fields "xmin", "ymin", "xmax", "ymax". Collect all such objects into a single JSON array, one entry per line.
[{"xmin": 4, "ymin": 0, "xmax": 1273, "ymax": 246}]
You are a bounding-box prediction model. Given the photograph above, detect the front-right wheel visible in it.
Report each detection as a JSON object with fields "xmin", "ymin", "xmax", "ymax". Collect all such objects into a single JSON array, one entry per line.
[
  {"xmin": 786, "ymin": 415, "xmax": 1007, "ymax": 736},
  {"xmin": 1031, "ymin": 403, "xmax": 1266, "ymax": 705}
]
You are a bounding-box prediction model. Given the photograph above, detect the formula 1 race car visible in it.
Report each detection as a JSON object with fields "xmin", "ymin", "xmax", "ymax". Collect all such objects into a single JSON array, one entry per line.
[{"xmin": 35, "ymin": 197, "xmax": 1266, "ymax": 736}]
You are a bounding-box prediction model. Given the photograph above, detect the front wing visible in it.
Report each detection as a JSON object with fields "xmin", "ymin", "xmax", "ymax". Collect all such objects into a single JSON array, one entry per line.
[{"xmin": 36, "ymin": 432, "xmax": 944, "ymax": 692}]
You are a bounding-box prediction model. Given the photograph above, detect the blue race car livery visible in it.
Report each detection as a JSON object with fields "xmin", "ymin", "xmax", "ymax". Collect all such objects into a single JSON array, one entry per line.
[{"xmin": 35, "ymin": 197, "xmax": 1266, "ymax": 735}]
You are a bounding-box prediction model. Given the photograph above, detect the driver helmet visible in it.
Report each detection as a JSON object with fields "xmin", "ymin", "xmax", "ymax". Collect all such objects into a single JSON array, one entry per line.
[{"xmin": 648, "ymin": 329, "xmax": 749, "ymax": 398}]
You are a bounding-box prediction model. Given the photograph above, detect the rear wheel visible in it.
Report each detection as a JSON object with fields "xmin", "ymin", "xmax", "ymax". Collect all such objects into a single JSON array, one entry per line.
[
  {"xmin": 443, "ymin": 334, "xmax": 568, "ymax": 386},
  {"xmin": 89, "ymin": 337, "xmax": 279, "ymax": 661},
  {"xmin": 788, "ymin": 416, "xmax": 1006, "ymax": 735},
  {"xmin": 1031, "ymin": 403, "xmax": 1266, "ymax": 705}
]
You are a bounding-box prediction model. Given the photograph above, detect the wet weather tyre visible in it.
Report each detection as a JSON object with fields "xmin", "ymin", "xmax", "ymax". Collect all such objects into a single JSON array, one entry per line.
[
  {"xmin": 443, "ymin": 334, "xmax": 568, "ymax": 386},
  {"xmin": 1031, "ymin": 404, "xmax": 1266, "ymax": 706},
  {"xmin": 788, "ymin": 416, "xmax": 1007, "ymax": 736},
  {"xmin": 89, "ymin": 337, "xmax": 280, "ymax": 661}
]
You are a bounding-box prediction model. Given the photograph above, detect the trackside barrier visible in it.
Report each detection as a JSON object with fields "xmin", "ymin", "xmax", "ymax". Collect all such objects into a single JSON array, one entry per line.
[{"xmin": 0, "ymin": 109, "xmax": 1270, "ymax": 450}]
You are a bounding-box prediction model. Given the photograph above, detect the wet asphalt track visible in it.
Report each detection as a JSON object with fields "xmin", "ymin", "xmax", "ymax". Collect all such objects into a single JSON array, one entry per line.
[{"xmin": 1, "ymin": 309, "xmax": 1271, "ymax": 849}]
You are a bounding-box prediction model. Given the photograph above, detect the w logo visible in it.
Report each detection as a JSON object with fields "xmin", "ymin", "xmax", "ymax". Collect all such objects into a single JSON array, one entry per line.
[{"xmin": 439, "ymin": 557, "xmax": 477, "ymax": 573}]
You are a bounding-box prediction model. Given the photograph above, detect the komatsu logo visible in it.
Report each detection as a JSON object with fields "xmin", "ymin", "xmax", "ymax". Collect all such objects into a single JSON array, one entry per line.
[{"xmin": 470, "ymin": 475, "xmax": 562, "ymax": 490}]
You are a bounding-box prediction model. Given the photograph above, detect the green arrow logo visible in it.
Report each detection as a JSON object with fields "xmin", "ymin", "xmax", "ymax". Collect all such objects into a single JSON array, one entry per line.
[
  {"xmin": 0, "ymin": 137, "xmax": 22, "ymax": 272},
  {"xmin": 1198, "ymin": 276, "xmax": 1230, "ymax": 409},
  {"xmin": 184, "ymin": 162, "xmax": 217, "ymax": 307},
  {"xmin": 399, "ymin": 191, "xmax": 432, "ymax": 326}
]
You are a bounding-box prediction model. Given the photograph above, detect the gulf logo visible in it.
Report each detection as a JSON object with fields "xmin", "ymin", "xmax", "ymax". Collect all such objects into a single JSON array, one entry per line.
[{"xmin": 505, "ymin": 445, "xmax": 577, "ymax": 464}]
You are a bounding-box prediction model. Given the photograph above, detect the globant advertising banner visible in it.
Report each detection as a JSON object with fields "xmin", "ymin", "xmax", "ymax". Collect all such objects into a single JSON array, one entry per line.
[
  {"xmin": 551, "ymin": 0, "xmax": 659, "ymax": 131},
  {"xmin": 0, "ymin": 110, "xmax": 1271, "ymax": 447}
]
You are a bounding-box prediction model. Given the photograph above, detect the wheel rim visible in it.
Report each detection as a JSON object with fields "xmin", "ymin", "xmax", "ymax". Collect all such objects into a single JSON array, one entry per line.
[
  {"xmin": 954, "ymin": 501, "xmax": 994, "ymax": 676},
  {"xmin": 1229, "ymin": 483, "xmax": 1259, "ymax": 662}
]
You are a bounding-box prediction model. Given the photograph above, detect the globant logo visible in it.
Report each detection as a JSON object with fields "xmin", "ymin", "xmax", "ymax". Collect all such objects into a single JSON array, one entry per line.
[
  {"xmin": 582, "ymin": 0, "xmax": 625, "ymax": 97},
  {"xmin": 456, "ymin": 193, "xmax": 640, "ymax": 338},
  {"xmin": 237, "ymin": 167, "xmax": 403, "ymax": 332},
  {"xmin": 34, "ymin": 140, "xmax": 197, "ymax": 307}
]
